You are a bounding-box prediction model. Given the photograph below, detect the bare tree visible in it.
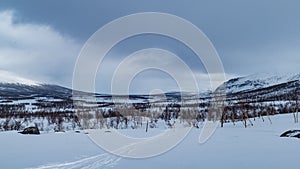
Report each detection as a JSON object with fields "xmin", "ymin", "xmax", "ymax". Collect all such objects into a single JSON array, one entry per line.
[{"xmin": 295, "ymin": 86, "xmax": 299, "ymax": 123}]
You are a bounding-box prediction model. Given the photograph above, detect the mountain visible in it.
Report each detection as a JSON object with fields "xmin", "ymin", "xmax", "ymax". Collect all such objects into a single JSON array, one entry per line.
[
  {"xmin": 0, "ymin": 70, "xmax": 72, "ymax": 99},
  {"xmin": 1, "ymin": 70, "xmax": 299, "ymax": 103},
  {"xmin": 0, "ymin": 71, "xmax": 187, "ymax": 110},
  {"xmin": 217, "ymin": 72, "xmax": 300, "ymax": 102},
  {"xmin": 219, "ymin": 72, "xmax": 300, "ymax": 94}
]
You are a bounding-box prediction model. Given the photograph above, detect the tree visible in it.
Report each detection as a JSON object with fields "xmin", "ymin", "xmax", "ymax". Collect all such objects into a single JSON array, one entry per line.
[{"xmin": 295, "ymin": 86, "xmax": 299, "ymax": 123}]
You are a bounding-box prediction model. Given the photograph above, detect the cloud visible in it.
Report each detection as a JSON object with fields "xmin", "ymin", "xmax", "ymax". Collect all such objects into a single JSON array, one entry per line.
[
  {"xmin": 222, "ymin": 40, "xmax": 300, "ymax": 75},
  {"xmin": 0, "ymin": 10, "xmax": 236, "ymax": 94},
  {"xmin": 96, "ymin": 48, "xmax": 236, "ymax": 94},
  {"xmin": 0, "ymin": 10, "xmax": 81, "ymax": 86}
]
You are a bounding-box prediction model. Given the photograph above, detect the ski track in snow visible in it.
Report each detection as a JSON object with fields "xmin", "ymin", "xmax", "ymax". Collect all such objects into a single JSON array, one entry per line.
[
  {"xmin": 27, "ymin": 139, "xmax": 146, "ymax": 169},
  {"xmin": 27, "ymin": 153, "xmax": 122, "ymax": 169}
]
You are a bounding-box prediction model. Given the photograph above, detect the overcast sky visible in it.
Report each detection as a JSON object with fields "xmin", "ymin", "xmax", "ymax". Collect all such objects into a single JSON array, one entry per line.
[{"xmin": 0, "ymin": 0, "xmax": 300, "ymax": 94}]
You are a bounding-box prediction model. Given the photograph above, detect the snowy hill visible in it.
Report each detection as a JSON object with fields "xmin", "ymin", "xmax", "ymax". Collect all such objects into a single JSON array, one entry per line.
[
  {"xmin": 0, "ymin": 70, "xmax": 73, "ymax": 99},
  {"xmin": 219, "ymin": 72, "xmax": 300, "ymax": 94},
  {"xmin": 0, "ymin": 82, "xmax": 72, "ymax": 99}
]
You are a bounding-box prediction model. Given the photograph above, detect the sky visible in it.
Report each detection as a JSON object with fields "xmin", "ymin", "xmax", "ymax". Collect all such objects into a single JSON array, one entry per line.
[{"xmin": 0, "ymin": 0, "xmax": 300, "ymax": 94}]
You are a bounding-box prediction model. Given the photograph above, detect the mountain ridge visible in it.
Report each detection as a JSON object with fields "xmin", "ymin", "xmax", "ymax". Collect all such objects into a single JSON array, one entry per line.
[
  {"xmin": 0, "ymin": 70, "xmax": 299, "ymax": 99},
  {"xmin": 218, "ymin": 72, "xmax": 300, "ymax": 94}
]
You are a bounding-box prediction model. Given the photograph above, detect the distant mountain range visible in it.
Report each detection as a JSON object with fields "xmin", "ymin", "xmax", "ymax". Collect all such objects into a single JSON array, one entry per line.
[{"xmin": 0, "ymin": 70, "xmax": 299, "ymax": 104}]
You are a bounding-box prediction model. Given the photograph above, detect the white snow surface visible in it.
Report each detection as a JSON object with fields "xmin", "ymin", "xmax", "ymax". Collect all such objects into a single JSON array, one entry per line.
[
  {"xmin": 0, "ymin": 113, "xmax": 299, "ymax": 169},
  {"xmin": 0, "ymin": 70, "xmax": 40, "ymax": 86}
]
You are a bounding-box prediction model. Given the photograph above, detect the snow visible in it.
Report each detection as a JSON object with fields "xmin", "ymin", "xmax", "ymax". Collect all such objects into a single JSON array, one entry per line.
[
  {"xmin": 0, "ymin": 132, "xmax": 104, "ymax": 169},
  {"xmin": 0, "ymin": 70, "xmax": 40, "ymax": 86},
  {"xmin": 0, "ymin": 113, "xmax": 299, "ymax": 169}
]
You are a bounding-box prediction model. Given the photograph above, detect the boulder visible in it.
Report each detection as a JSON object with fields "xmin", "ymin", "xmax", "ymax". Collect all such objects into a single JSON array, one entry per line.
[
  {"xmin": 19, "ymin": 126, "xmax": 40, "ymax": 135},
  {"xmin": 280, "ymin": 130, "xmax": 300, "ymax": 138}
]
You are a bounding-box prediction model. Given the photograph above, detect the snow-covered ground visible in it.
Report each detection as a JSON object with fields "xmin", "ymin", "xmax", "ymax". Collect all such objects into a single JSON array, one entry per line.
[{"xmin": 0, "ymin": 113, "xmax": 299, "ymax": 169}]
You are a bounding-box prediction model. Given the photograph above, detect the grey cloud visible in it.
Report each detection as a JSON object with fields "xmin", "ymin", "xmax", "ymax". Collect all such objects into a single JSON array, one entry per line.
[
  {"xmin": 0, "ymin": 11, "xmax": 81, "ymax": 86},
  {"xmin": 1, "ymin": 0, "xmax": 300, "ymax": 93}
]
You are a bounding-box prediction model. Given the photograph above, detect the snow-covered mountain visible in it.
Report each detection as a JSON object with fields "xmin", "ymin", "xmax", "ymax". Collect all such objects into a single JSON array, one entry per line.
[
  {"xmin": 1, "ymin": 70, "xmax": 299, "ymax": 102},
  {"xmin": 0, "ymin": 71, "xmax": 187, "ymax": 110},
  {"xmin": 219, "ymin": 72, "xmax": 300, "ymax": 94},
  {"xmin": 0, "ymin": 70, "xmax": 72, "ymax": 99}
]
